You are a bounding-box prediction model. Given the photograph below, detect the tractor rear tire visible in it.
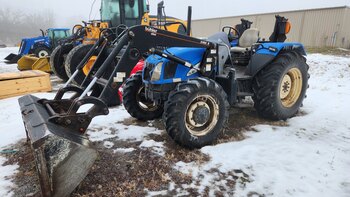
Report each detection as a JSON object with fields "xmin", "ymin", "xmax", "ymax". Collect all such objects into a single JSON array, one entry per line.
[
  {"xmin": 164, "ymin": 78, "xmax": 229, "ymax": 148},
  {"xmin": 50, "ymin": 45, "xmax": 74, "ymax": 81},
  {"xmin": 123, "ymin": 72, "xmax": 163, "ymax": 121},
  {"xmin": 34, "ymin": 47, "xmax": 50, "ymax": 58},
  {"xmin": 65, "ymin": 44, "xmax": 94, "ymax": 85},
  {"xmin": 252, "ymin": 51, "xmax": 309, "ymax": 120}
]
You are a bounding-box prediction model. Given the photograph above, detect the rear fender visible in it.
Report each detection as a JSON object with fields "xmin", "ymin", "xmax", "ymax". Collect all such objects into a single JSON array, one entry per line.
[{"xmin": 245, "ymin": 42, "xmax": 306, "ymax": 76}]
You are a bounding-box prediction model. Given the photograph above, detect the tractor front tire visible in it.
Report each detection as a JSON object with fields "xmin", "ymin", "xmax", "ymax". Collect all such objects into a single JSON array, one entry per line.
[
  {"xmin": 65, "ymin": 44, "xmax": 94, "ymax": 85},
  {"xmin": 34, "ymin": 47, "xmax": 50, "ymax": 58},
  {"xmin": 252, "ymin": 51, "xmax": 309, "ymax": 120},
  {"xmin": 50, "ymin": 45, "xmax": 74, "ymax": 81},
  {"xmin": 123, "ymin": 72, "xmax": 163, "ymax": 121},
  {"xmin": 164, "ymin": 78, "xmax": 229, "ymax": 148}
]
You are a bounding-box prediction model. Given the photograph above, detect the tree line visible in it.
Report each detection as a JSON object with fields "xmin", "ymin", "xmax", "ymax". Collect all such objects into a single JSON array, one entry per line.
[{"xmin": 0, "ymin": 8, "xmax": 55, "ymax": 45}]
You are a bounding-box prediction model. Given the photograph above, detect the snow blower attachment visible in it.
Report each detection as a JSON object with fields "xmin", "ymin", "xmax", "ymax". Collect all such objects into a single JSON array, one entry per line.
[{"xmin": 18, "ymin": 25, "xmax": 214, "ymax": 196}]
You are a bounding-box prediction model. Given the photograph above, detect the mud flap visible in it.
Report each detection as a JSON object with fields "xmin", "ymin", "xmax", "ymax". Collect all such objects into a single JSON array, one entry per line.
[
  {"xmin": 4, "ymin": 53, "xmax": 22, "ymax": 64},
  {"xmin": 19, "ymin": 95, "xmax": 97, "ymax": 197},
  {"xmin": 17, "ymin": 56, "xmax": 51, "ymax": 73}
]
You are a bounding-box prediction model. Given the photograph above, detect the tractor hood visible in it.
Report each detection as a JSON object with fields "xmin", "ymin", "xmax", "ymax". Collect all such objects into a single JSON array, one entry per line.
[
  {"xmin": 22, "ymin": 36, "xmax": 47, "ymax": 42},
  {"xmin": 143, "ymin": 47, "xmax": 206, "ymax": 84}
]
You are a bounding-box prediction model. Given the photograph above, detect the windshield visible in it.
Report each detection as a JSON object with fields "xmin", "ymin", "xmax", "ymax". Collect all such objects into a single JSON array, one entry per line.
[
  {"xmin": 53, "ymin": 30, "xmax": 70, "ymax": 39},
  {"xmin": 101, "ymin": 0, "xmax": 121, "ymax": 25},
  {"xmin": 101, "ymin": 0, "xmax": 145, "ymax": 27},
  {"xmin": 124, "ymin": 0, "xmax": 140, "ymax": 26}
]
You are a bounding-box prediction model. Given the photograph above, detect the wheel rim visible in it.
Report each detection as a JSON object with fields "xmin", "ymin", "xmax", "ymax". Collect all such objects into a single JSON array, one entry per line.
[
  {"xmin": 82, "ymin": 56, "xmax": 97, "ymax": 75},
  {"xmin": 136, "ymin": 86, "xmax": 159, "ymax": 112},
  {"xmin": 279, "ymin": 67, "xmax": 303, "ymax": 108},
  {"xmin": 185, "ymin": 95, "xmax": 219, "ymax": 137},
  {"xmin": 38, "ymin": 50, "xmax": 49, "ymax": 58}
]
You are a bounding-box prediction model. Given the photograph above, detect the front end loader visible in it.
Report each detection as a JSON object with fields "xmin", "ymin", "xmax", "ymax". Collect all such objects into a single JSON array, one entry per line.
[
  {"xmin": 19, "ymin": 15, "xmax": 306, "ymax": 196},
  {"xmin": 19, "ymin": 25, "xmax": 212, "ymax": 196},
  {"xmin": 62, "ymin": 0, "xmax": 193, "ymax": 86}
]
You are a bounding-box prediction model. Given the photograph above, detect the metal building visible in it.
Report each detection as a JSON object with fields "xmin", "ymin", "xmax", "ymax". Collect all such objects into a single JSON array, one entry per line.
[{"xmin": 192, "ymin": 6, "xmax": 350, "ymax": 48}]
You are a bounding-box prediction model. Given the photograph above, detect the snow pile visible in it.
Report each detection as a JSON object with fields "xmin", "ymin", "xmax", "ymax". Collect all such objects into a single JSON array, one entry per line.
[
  {"xmin": 113, "ymin": 148, "xmax": 135, "ymax": 153},
  {"xmin": 175, "ymin": 54, "xmax": 350, "ymax": 196}
]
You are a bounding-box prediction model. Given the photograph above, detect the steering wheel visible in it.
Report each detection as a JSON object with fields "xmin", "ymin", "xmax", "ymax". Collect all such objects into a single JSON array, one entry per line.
[{"xmin": 222, "ymin": 26, "xmax": 240, "ymax": 42}]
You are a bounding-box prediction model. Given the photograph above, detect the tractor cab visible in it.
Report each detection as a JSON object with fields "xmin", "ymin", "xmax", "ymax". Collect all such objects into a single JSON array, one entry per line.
[
  {"xmin": 101, "ymin": 0, "xmax": 189, "ymax": 35},
  {"xmin": 101, "ymin": 0, "xmax": 148, "ymax": 27},
  {"xmin": 47, "ymin": 28, "xmax": 71, "ymax": 48}
]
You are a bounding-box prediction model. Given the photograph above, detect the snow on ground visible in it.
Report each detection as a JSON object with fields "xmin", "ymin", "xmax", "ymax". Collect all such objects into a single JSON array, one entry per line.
[
  {"xmin": 0, "ymin": 158, "xmax": 17, "ymax": 197},
  {"xmin": 175, "ymin": 54, "xmax": 350, "ymax": 197},
  {"xmin": 0, "ymin": 47, "xmax": 350, "ymax": 197}
]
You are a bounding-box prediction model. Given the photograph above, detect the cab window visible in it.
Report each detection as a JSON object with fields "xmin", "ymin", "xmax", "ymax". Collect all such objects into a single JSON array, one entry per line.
[
  {"xmin": 124, "ymin": 0, "xmax": 140, "ymax": 26},
  {"xmin": 101, "ymin": 0, "xmax": 121, "ymax": 26},
  {"xmin": 53, "ymin": 30, "xmax": 69, "ymax": 39}
]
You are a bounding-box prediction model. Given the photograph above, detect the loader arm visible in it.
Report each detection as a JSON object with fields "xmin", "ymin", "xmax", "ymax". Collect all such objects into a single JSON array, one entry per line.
[
  {"xmin": 95, "ymin": 25, "xmax": 217, "ymax": 103},
  {"xmin": 18, "ymin": 25, "xmax": 218, "ymax": 197}
]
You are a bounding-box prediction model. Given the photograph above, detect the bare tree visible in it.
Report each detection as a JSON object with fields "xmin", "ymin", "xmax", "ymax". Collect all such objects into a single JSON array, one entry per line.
[{"xmin": 0, "ymin": 7, "xmax": 56, "ymax": 46}]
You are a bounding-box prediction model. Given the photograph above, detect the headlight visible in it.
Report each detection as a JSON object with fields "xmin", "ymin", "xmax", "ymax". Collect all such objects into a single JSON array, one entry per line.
[{"xmin": 151, "ymin": 62, "xmax": 163, "ymax": 81}]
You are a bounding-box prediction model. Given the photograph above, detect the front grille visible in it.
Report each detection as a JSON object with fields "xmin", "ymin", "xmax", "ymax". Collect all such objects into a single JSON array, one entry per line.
[
  {"xmin": 163, "ymin": 61, "xmax": 177, "ymax": 79},
  {"xmin": 19, "ymin": 40, "xmax": 26, "ymax": 54},
  {"xmin": 143, "ymin": 62, "xmax": 155, "ymax": 81}
]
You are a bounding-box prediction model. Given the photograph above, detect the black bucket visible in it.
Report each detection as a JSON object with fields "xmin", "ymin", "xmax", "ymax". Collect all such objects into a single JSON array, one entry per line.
[
  {"xmin": 4, "ymin": 53, "xmax": 22, "ymax": 64},
  {"xmin": 19, "ymin": 94, "xmax": 98, "ymax": 197}
]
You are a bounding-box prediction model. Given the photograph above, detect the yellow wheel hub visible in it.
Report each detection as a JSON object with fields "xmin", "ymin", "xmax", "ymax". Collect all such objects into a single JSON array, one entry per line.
[
  {"xmin": 82, "ymin": 56, "xmax": 97, "ymax": 76},
  {"xmin": 280, "ymin": 67, "xmax": 303, "ymax": 108},
  {"xmin": 185, "ymin": 95, "xmax": 219, "ymax": 137}
]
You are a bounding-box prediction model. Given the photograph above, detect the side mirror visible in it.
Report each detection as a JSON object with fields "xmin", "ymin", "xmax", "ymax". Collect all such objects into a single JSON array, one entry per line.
[{"xmin": 157, "ymin": 1, "xmax": 164, "ymax": 18}]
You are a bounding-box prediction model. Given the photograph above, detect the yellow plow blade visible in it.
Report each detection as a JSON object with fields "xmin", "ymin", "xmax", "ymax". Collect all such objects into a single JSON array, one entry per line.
[{"xmin": 17, "ymin": 55, "xmax": 51, "ymax": 73}]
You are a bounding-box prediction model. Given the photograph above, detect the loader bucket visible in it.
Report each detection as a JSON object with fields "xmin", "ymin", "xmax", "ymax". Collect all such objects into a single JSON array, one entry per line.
[
  {"xmin": 19, "ymin": 94, "xmax": 98, "ymax": 197},
  {"xmin": 17, "ymin": 55, "xmax": 51, "ymax": 72},
  {"xmin": 4, "ymin": 53, "xmax": 21, "ymax": 64}
]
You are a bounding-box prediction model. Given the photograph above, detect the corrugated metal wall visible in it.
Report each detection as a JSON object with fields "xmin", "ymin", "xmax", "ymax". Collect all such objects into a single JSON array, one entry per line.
[{"xmin": 192, "ymin": 6, "xmax": 350, "ymax": 48}]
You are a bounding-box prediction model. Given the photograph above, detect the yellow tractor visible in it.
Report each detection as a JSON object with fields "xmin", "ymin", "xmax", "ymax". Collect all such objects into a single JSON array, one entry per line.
[{"xmin": 51, "ymin": 0, "xmax": 190, "ymax": 84}]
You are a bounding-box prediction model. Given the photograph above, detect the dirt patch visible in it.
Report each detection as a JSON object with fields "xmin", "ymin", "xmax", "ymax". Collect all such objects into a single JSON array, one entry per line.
[
  {"xmin": 1, "ymin": 140, "xmax": 41, "ymax": 197},
  {"xmin": 3, "ymin": 102, "xmax": 288, "ymax": 196},
  {"xmin": 306, "ymin": 47, "xmax": 350, "ymax": 56}
]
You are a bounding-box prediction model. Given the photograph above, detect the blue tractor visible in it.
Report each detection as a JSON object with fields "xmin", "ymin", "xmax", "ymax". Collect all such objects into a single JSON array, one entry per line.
[
  {"xmin": 4, "ymin": 28, "xmax": 71, "ymax": 63},
  {"xmin": 122, "ymin": 15, "xmax": 309, "ymax": 148},
  {"xmin": 17, "ymin": 15, "xmax": 308, "ymax": 195},
  {"xmin": 19, "ymin": 15, "xmax": 309, "ymax": 149}
]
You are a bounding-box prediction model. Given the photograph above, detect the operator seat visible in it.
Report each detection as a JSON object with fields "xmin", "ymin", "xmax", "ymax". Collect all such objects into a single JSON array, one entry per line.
[{"xmin": 231, "ymin": 28, "xmax": 259, "ymax": 53}]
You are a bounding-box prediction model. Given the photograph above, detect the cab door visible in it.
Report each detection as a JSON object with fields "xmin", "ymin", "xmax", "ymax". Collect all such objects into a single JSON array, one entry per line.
[{"xmin": 120, "ymin": 0, "xmax": 144, "ymax": 26}]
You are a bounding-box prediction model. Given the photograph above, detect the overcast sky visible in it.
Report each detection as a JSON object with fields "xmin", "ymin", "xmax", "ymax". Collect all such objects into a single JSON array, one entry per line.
[{"xmin": 1, "ymin": 0, "xmax": 349, "ymax": 27}]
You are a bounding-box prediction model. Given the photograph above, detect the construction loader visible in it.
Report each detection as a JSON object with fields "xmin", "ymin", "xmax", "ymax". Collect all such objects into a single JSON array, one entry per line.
[
  {"xmin": 51, "ymin": 0, "xmax": 190, "ymax": 82},
  {"xmin": 50, "ymin": 21, "xmax": 110, "ymax": 80}
]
